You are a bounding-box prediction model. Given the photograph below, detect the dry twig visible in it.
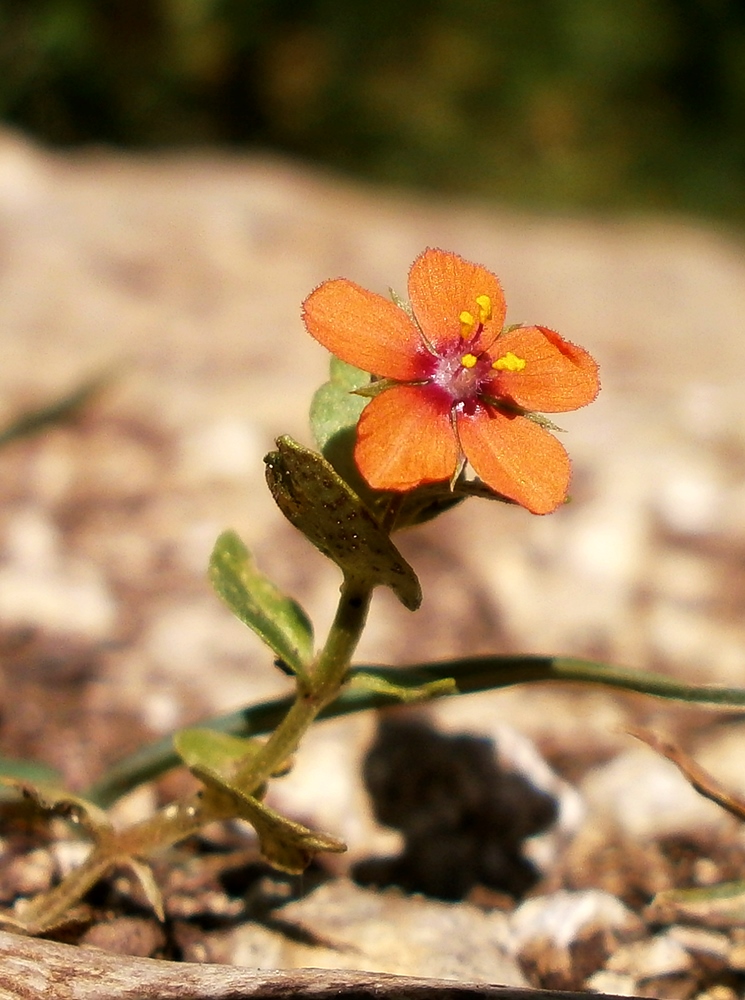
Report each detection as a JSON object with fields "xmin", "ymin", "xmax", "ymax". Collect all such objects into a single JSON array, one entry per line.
[{"xmin": 0, "ymin": 931, "xmax": 646, "ymax": 1000}]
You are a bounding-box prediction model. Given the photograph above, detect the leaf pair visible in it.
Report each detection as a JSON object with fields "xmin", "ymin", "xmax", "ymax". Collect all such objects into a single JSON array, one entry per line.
[{"xmin": 174, "ymin": 729, "xmax": 345, "ymax": 873}]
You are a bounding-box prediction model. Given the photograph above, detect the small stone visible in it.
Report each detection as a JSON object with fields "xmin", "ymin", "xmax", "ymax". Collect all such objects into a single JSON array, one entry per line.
[
  {"xmin": 585, "ymin": 970, "xmax": 639, "ymax": 996},
  {"xmin": 582, "ymin": 747, "xmax": 726, "ymax": 840},
  {"xmin": 276, "ymin": 878, "xmax": 525, "ymax": 984},
  {"xmin": 668, "ymin": 925, "xmax": 731, "ymax": 969},
  {"xmin": 0, "ymin": 848, "xmax": 54, "ymax": 901},
  {"xmin": 606, "ymin": 933, "xmax": 693, "ymax": 977},
  {"xmin": 511, "ymin": 889, "xmax": 643, "ymax": 990},
  {"xmin": 79, "ymin": 916, "xmax": 166, "ymax": 957}
]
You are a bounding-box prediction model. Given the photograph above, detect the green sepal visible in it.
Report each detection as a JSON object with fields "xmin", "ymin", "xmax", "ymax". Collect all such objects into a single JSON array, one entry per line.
[
  {"xmin": 455, "ymin": 479, "xmax": 519, "ymax": 505},
  {"xmin": 522, "ymin": 412, "xmax": 566, "ymax": 432},
  {"xmin": 264, "ymin": 436, "xmax": 422, "ymax": 611},
  {"xmin": 209, "ymin": 530, "xmax": 314, "ymax": 678},
  {"xmin": 126, "ymin": 858, "xmax": 166, "ymax": 922},
  {"xmin": 174, "ymin": 728, "xmax": 345, "ymax": 874},
  {"xmin": 351, "ymin": 378, "xmax": 400, "ymax": 399},
  {"xmin": 480, "ymin": 394, "xmax": 566, "ymax": 434},
  {"xmin": 391, "ymin": 477, "xmax": 517, "ymax": 530},
  {"xmin": 392, "ymin": 482, "xmax": 467, "ymax": 529},
  {"xmin": 348, "ymin": 671, "xmax": 457, "ymax": 702},
  {"xmin": 389, "ymin": 287, "xmax": 414, "ymax": 320}
]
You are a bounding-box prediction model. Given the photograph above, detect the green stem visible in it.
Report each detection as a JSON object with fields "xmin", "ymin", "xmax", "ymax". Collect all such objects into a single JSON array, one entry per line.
[
  {"xmin": 86, "ymin": 654, "xmax": 745, "ymax": 809},
  {"xmin": 231, "ymin": 576, "xmax": 373, "ymax": 789}
]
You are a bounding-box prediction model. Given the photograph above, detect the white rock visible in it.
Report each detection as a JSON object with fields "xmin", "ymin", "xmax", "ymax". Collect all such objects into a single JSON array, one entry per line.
[
  {"xmin": 582, "ymin": 746, "xmax": 727, "ymax": 840},
  {"xmin": 510, "ymin": 889, "xmax": 641, "ymax": 951}
]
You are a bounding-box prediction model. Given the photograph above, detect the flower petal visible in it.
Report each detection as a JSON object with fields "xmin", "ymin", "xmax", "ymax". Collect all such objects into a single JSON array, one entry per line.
[
  {"xmin": 408, "ymin": 248, "xmax": 507, "ymax": 354},
  {"xmin": 303, "ymin": 279, "xmax": 427, "ymax": 381},
  {"xmin": 457, "ymin": 406, "xmax": 571, "ymax": 514},
  {"xmin": 355, "ymin": 385, "xmax": 459, "ymax": 491},
  {"xmin": 487, "ymin": 326, "xmax": 599, "ymax": 413}
]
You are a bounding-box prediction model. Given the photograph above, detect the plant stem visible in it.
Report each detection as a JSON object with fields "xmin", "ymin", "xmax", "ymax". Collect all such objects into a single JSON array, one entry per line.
[{"xmin": 232, "ymin": 576, "xmax": 372, "ymax": 788}]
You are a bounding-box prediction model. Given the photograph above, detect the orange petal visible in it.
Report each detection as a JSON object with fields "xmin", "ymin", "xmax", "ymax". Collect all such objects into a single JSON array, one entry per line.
[
  {"xmin": 355, "ymin": 385, "xmax": 459, "ymax": 491},
  {"xmin": 408, "ymin": 248, "xmax": 506, "ymax": 354},
  {"xmin": 303, "ymin": 279, "xmax": 426, "ymax": 380},
  {"xmin": 487, "ymin": 326, "xmax": 599, "ymax": 413},
  {"xmin": 457, "ymin": 406, "xmax": 571, "ymax": 514}
]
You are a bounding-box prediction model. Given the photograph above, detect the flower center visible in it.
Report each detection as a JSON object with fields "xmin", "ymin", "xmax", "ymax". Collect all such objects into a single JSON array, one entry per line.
[
  {"xmin": 423, "ymin": 294, "xmax": 527, "ymax": 407},
  {"xmin": 430, "ymin": 347, "xmax": 492, "ymax": 403}
]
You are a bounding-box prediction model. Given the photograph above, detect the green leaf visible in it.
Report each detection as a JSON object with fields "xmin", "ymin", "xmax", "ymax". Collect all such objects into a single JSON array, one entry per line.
[
  {"xmin": 209, "ymin": 784, "xmax": 346, "ymax": 873},
  {"xmin": 174, "ymin": 728, "xmax": 268, "ymax": 787},
  {"xmin": 310, "ymin": 357, "xmax": 376, "ymax": 501},
  {"xmin": 348, "ymin": 671, "xmax": 457, "ymax": 702},
  {"xmin": 310, "ymin": 356, "xmax": 371, "ymax": 455},
  {"xmin": 264, "ymin": 436, "xmax": 421, "ymax": 611},
  {"xmin": 209, "ymin": 530, "xmax": 314, "ymax": 677},
  {"xmin": 174, "ymin": 728, "xmax": 345, "ymax": 874},
  {"xmin": 0, "ymin": 756, "xmax": 62, "ymax": 786}
]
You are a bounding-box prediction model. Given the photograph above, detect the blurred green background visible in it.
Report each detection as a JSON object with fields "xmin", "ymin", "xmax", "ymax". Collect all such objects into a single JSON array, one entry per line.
[{"xmin": 2, "ymin": 0, "xmax": 744, "ymax": 221}]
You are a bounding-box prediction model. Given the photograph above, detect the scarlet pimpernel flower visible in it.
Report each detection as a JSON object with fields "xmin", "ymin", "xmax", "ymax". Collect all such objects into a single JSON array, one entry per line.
[{"xmin": 303, "ymin": 248, "xmax": 599, "ymax": 515}]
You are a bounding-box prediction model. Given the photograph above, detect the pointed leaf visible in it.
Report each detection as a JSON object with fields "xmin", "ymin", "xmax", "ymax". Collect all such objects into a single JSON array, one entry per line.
[
  {"xmin": 125, "ymin": 858, "xmax": 165, "ymax": 922},
  {"xmin": 209, "ymin": 531, "xmax": 314, "ymax": 677},
  {"xmin": 264, "ymin": 436, "xmax": 421, "ymax": 610},
  {"xmin": 217, "ymin": 788, "xmax": 346, "ymax": 874}
]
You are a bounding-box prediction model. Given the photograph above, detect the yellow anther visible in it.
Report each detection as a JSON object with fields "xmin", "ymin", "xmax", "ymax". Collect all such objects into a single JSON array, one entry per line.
[
  {"xmin": 461, "ymin": 353, "xmax": 478, "ymax": 369},
  {"xmin": 476, "ymin": 295, "xmax": 492, "ymax": 323},
  {"xmin": 459, "ymin": 310, "xmax": 475, "ymax": 338},
  {"xmin": 492, "ymin": 352, "xmax": 526, "ymax": 372}
]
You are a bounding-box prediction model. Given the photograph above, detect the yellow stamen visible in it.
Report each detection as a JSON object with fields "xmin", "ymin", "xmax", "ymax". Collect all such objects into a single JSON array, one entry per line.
[
  {"xmin": 476, "ymin": 295, "xmax": 492, "ymax": 323},
  {"xmin": 461, "ymin": 353, "xmax": 478, "ymax": 369},
  {"xmin": 492, "ymin": 352, "xmax": 526, "ymax": 372},
  {"xmin": 459, "ymin": 310, "xmax": 475, "ymax": 339}
]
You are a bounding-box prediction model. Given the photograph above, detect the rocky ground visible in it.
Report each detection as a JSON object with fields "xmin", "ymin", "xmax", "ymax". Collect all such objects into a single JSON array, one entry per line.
[{"xmin": 2, "ymin": 128, "xmax": 745, "ymax": 997}]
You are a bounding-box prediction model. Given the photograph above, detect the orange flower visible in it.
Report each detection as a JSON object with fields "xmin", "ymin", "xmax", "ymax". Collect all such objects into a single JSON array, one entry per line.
[{"xmin": 303, "ymin": 248, "xmax": 599, "ymax": 515}]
